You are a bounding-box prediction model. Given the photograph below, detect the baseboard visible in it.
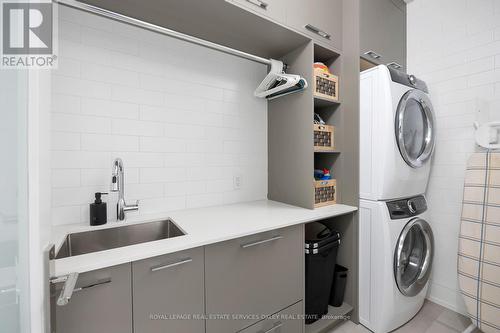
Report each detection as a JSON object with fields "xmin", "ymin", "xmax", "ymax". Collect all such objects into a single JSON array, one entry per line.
[{"xmin": 426, "ymin": 295, "xmax": 468, "ymax": 316}]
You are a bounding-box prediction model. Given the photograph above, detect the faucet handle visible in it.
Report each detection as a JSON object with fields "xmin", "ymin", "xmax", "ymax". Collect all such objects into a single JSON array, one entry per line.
[{"xmin": 123, "ymin": 200, "xmax": 139, "ymax": 212}]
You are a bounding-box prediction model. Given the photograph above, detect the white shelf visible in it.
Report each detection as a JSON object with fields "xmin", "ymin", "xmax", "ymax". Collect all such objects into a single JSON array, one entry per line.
[{"xmin": 305, "ymin": 303, "xmax": 353, "ymax": 333}]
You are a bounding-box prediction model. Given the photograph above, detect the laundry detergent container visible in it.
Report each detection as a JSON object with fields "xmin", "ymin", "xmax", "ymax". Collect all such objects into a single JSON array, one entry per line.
[{"xmin": 305, "ymin": 222, "xmax": 341, "ymax": 324}]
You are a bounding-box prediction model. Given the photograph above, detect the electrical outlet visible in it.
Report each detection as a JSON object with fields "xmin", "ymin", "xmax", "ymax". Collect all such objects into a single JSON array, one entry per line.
[{"xmin": 233, "ymin": 175, "xmax": 242, "ymax": 190}]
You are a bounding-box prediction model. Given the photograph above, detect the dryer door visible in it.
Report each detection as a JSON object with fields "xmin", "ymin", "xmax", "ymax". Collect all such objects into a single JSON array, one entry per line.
[
  {"xmin": 394, "ymin": 218, "xmax": 434, "ymax": 297},
  {"xmin": 395, "ymin": 90, "xmax": 435, "ymax": 168}
]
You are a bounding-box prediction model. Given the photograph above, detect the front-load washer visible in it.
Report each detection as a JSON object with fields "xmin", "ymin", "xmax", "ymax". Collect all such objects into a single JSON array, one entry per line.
[
  {"xmin": 359, "ymin": 195, "xmax": 434, "ymax": 333},
  {"xmin": 360, "ymin": 65, "xmax": 436, "ymax": 201}
]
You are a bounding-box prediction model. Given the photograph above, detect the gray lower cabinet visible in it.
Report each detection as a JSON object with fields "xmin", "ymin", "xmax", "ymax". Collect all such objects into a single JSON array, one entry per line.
[
  {"xmin": 205, "ymin": 225, "xmax": 304, "ymax": 333},
  {"xmin": 286, "ymin": 0, "xmax": 343, "ymax": 51},
  {"xmin": 132, "ymin": 247, "xmax": 205, "ymax": 333},
  {"xmin": 360, "ymin": 0, "xmax": 406, "ymax": 71},
  {"xmin": 239, "ymin": 302, "xmax": 303, "ymax": 333},
  {"xmin": 53, "ymin": 263, "xmax": 132, "ymax": 333},
  {"xmin": 226, "ymin": 0, "xmax": 286, "ymax": 24}
]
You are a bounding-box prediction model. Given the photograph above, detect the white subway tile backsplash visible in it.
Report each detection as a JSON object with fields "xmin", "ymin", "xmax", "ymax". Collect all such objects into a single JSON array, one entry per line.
[
  {"xmin": 111, "ymin": 119, "xmax": 164, "ymax": 137},
  {"xmin": 51, "ymin": 132, "xmax": 81, "ymax": 151},
  {"xmin": 81, "ymin": 63, "xmax": 140, "ymax": 88},
  {"xmin": 58, "ymin": 19, "xmax": 81, "ymax": 42},
  {"xmin": 81, "ymin": 26, "xmax": 139, "ymax": 56},
  {"xmin": 52, "ymin": 206, "xmax": 82, "ymax": 226},
  {"xmin": 111, "ymin": 86, "xmax": 164, "ymax": 106},
  {"xmin": 140, "ymin": 168, "xmax": 187, "ymax": 183},
  {"xmin": 52, "ymin": 169, "xmax": 81, "ymax": 188},
  {"xmin": 53, "ymin": 75, "xmax": 112, "ymax": 99},
  {"xmin": 52, "ymin": 94, "xmax": 81, "ymax": 114},
  {"xmin": 126, "ymin": 183, "xmax": 164, "ymax": 200},
  {"xmin": 186, "ymin": 193, "xmax": 224, "ymax": 209},
  {"xmin": 51, "ymin": 5, "xmax": 267, "ymax": 226},
  {"xmin": 164, "ymin": 182, "xmax": 187, "ymax": 197},
  {"xmin": 164, "ymin": 124, "xmax": 206, "ymax": 139},
  {"xmin": 81, "ymin": 98, "xmax": 139, "ymax": 120},
  {"xmin": 139, "ymin": 137, "xmax": 186, "ymax": 153},
  {"xmin": 113, "ymin": 152, "xmax": 164, "ymax": 168},
  {"xmin": 52, "ymin": 113, "xmax": 111, "ymax": 134},
  {"xmin": 81, "ymin": 133, "xmax": 139, "ymax": 152},
  {"xmin": 55, "ymin": 57, "xmax": 81, "ymax": 78},
  {"xmin": 467, "ymin": 68, "xmax": 500, "ymax": 87},
  {"xmin": 81, "ymin": 169, "xmax": 111, "ymax": 186},
  {"xmin": 53, "ymin": 186, "xmax": 102, "ymax": 207},
  {"xmin": 52, "ymin": 151, "xmax": 111, "ymax": 169}
]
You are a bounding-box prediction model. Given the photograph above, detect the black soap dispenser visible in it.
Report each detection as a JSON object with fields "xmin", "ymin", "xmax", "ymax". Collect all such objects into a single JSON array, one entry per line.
[{"xmin": 90, "ymin": 192, "xmax": 108, "ymax": 226}]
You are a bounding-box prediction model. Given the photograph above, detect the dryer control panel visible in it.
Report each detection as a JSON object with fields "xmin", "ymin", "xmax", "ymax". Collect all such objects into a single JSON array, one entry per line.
[
  {"xmin": 386, "ymin": 195, "xmax": 427, "ymax": 219},
  {"xmin": 388, "ymin": 67, "xmax": 429, "ymax": 93}
]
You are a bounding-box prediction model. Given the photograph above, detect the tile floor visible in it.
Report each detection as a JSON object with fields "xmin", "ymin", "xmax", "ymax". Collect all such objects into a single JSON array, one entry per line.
[{"xmin": 330, "ymin": 300, "xmax": 477, "ymax": 333}]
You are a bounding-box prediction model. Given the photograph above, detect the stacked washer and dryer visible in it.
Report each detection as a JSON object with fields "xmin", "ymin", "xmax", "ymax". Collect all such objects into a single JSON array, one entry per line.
[{"xmin": 359, "ymin": 65, "xmax": 436, "ymax": 333}]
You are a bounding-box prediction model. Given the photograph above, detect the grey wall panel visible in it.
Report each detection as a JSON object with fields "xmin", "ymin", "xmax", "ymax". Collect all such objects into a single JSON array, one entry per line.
[{"xmin": 268, "ymin": 41, "xmax": 315, "ymax": 209}]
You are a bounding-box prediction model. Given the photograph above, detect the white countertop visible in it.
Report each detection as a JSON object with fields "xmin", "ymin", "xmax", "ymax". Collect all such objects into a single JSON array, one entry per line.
[{"xmin": 51, "ymin": 200, "xmax": 357, "ymax": 277}]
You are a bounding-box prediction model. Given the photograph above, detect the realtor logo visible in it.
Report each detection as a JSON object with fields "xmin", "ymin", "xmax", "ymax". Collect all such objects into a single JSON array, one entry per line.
[{"xmin": 1, "ymin": 0, "xmax": 57, "ymax": 68}]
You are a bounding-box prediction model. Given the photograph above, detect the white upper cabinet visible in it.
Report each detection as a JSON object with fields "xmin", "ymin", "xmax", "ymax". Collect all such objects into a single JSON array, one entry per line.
[
  {"xmin": 226, "ymin": 0, "xmax": 287, "ymax": 23},
  {"xmin": 286, "ymin": 0, "xmax": 343, "ymax": 51}
]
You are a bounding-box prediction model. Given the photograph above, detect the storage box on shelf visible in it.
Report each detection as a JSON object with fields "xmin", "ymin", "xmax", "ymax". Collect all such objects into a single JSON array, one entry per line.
[
  {"xmin": 314, "ymin": 124, "xmax": 335, "ymax": 152},
  {"xmin": 313, "ymin": 67, "xmax": 339, "ymax": 102},
  {"xmin": 314, "ymin": 179, "xmax": 337, "ymax": 208}
]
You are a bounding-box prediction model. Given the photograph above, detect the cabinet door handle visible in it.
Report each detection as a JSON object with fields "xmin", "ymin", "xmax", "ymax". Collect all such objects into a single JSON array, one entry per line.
[
  {"xmin": 364, "ymin": 50, "xmax": 382, "ymax": 59},
  {"xmin": 260, "ymin": 322, "xmax": 283, "ymax": 333},
  {"xmin": 151, "ymin": 258, "xmax": 193, "ymax": 272},
  {"xmin": 305, "ymin": 24, "xmax": 331, "ymax": 40},
  {"xmin": 387, "ymin": 62, "xmax": 403, "ymax": 70},
  {"xmin": 245, "ymin": 0, "xmax": 268, "ymax": 9},
  {"xmin": 241, "ymin": 235, "xmax": 283, "ymax": 248},
  {"xmin": 74, "ymin": 278, "xmax": 112, "ymax": 293}
]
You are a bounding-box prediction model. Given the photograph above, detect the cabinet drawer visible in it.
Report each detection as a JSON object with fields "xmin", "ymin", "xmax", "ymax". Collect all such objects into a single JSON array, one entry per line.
[
  {"xmin": 286, "ymin": 0, "xmax": 343, "ymax": 51},
  {"xmin": 53, "ymin": 264, "xmax": 132, "ymax": 333},
  {"xmin": 239, "ymin": 302, "xmax": 303, "ymax": 333},
  {"xmin": 132, "ymin": 247, "xmax": 205, "ymax": 333},
  {"xmin": 205, "ymin": 224, "xmax": 304, "ymax": 333},
  {"xmin": 227, "ymin": 0, "xmax": 286, "ymax": 23}
]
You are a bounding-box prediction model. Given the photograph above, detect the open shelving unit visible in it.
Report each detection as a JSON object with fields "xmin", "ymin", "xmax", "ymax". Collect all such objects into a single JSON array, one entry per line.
[{"xmin": 268, "ymin": 0, "xmax": 360, "ymax": 326}]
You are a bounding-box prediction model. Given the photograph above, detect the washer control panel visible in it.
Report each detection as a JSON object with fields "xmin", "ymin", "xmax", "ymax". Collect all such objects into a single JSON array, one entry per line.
[
  {"xmin": 388, "ymin": 67, "xmax": 429, "ymax": 93},
  {"xmin": 386, "ymin": 195, "xmax": 427, "ymax": 219}
]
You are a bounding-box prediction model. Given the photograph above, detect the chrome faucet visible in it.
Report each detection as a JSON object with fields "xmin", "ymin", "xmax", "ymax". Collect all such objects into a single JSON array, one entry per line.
[{"xmin": 111, "ymin": 158, "xmax": 139, "ymax": 221}]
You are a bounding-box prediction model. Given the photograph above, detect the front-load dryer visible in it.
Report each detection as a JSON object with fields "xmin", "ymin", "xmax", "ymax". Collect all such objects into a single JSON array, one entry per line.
[
  {"xmin": 359, "ymin": 195, "xmax": 434, "ymax": 333},
  {"xmin": 360, "ymin": 65, "xmax": 436, "ymax": 201}
]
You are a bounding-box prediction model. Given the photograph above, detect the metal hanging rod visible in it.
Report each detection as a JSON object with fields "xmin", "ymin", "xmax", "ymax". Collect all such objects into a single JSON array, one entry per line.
[{"xmin": 54, "ymin": 0, "xmax": 272, "ymax": 66}]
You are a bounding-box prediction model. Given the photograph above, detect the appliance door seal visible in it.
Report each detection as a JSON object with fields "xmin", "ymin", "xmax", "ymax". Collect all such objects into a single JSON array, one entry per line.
[
  {"xmin": 394, "ymin": 218, "xmax": 434, "ymax": 297},
  {"xmin": 395, "ymin": 90, "xmax": 435, "ymax": 168}
]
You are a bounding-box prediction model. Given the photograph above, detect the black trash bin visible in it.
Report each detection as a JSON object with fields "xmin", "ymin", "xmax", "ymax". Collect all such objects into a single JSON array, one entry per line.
[
  {"xmin": 305, "ymin": 222, "xmax": 341, "ymax": 324},
  {"xmin": 329, "ymin": 265, "xmax": 348, "ymax": 307}
]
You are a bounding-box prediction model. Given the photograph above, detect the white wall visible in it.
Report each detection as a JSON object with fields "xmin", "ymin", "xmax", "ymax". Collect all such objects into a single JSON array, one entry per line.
[
  {"xmin": 407, "ymin": 0, "xmax": 500, "ymax": 314},
  {"xmin": 51, "ymin": 6, "xmax": 268, "ymax": 226}
]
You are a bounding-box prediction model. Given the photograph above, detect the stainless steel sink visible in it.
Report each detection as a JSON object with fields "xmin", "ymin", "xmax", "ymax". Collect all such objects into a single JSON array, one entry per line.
[{"xmin": 55, "ymin": 220, "xmax": 185, "ymax": 259}]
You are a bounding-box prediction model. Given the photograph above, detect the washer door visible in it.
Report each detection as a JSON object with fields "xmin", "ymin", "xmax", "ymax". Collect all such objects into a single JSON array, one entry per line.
[
  {"xmin": 394, "ymin": 218, "xmax": 434, "ymax": 297},
  {"xmin": 395, "ymin": 90, "xmax": 435, "ymax": 168}
]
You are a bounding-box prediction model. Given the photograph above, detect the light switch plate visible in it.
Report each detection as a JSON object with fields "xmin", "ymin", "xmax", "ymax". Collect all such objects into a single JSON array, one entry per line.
[{"xmin": 233, "ymin": 175, "xmax": 242, "ymax": 190}]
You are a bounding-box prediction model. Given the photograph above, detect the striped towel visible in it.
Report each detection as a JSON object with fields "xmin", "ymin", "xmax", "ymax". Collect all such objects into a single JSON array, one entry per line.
[{"xmin": 459, "ymin": 152, "xmax": 500, "ymax": 333}]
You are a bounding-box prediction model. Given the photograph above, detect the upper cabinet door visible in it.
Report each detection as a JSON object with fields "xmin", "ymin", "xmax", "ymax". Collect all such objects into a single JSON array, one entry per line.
[
  {"xmin": 286, "ymin": 0, "xmax": 343, "ymax": 51},
  {"xmin": 226, "ymin": 0, "xmax": 286, "ymax": 24},
  {"xmin": 360, "ymin": 0, "xmax": 406, "ymax": 71}
]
